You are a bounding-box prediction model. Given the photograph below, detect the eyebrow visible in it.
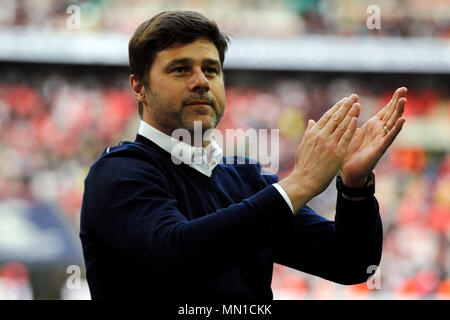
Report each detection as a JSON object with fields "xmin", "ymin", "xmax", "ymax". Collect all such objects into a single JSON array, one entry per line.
[{"xmin": 164, "ymin": 58, "xmax": 221, "ymax": 72}]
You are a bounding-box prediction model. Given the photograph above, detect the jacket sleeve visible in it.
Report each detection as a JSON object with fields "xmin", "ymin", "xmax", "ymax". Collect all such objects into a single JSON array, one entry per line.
[
  {"xmin": 82, "ymin": 155, "xmax": 294, "ymax": 285},
  {"xmin": 272, "ymin": 192, "xmax": 383, "ymax": 285}
]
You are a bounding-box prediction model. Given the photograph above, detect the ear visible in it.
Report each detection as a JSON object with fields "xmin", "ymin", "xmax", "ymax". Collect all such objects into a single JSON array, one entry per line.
[{"xmin": 130, "ymin": 74, "xmax": 147, "ymax": 104}]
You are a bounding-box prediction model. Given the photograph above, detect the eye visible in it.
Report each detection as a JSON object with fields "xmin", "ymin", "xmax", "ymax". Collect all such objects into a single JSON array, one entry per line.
[
  {"xmin": 172, "ymin": 66, "xmax": 189, "ymax": 74},
  {"xmin": 204, "ymin": 67, "xmax": 218, "ymax": 75}
]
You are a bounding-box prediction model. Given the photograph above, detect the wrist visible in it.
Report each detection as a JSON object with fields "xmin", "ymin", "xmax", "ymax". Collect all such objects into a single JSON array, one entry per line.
[
  {"xmin": 339, "ymin": 171, "xmax": 367, "ymax": 188},
  {"xmin": 336, "ymin": 171, "xmax": 376, "ymax": 199},
  {"xmin": 278, "ymin": 175, "xmax": 314, "ymax": 213}
]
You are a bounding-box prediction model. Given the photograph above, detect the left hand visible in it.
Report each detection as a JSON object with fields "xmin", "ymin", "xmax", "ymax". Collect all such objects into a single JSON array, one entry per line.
[{"xmin": 340, "ymin": 87, "xmax": 408, "ymax": 187}]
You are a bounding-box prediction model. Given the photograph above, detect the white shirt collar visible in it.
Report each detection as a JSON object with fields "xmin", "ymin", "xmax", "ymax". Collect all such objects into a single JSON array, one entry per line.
[{"xmin": 138, "ymin": 120, "xmax": 223, "ymax": 177}]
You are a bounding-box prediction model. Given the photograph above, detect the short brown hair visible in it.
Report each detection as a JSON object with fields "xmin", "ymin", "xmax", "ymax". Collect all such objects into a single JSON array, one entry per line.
[{"xmin": 128, "ymin": 10, "xmax": 230, "ymax": 118}]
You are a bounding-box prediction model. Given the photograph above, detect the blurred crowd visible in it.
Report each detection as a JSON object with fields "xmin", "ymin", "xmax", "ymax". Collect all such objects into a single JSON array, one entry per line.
[
  {"xmin": 0, "ymin": 64, "xmax": 449, "ymax": 299},
  {"xmin": 0, "ymin": 0, "xmax": 449, "ymax": 38}
]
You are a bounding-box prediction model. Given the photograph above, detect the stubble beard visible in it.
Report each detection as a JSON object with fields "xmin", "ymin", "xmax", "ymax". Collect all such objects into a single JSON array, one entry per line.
[{"xmin": 147, "ymin": 88, "xmax": 225, "ymax": 136}]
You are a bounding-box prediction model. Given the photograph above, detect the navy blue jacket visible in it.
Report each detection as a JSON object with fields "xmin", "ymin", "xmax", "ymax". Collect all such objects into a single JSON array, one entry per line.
[{"xmin": 80, "ymin": 134, "xmax": 383, "ymax": 300}]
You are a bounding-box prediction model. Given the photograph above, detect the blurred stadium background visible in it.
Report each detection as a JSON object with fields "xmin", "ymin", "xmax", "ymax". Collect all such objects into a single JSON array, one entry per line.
[{"xmin": 0, "ymin": 0, "xmax": 449, "ymax": 299}]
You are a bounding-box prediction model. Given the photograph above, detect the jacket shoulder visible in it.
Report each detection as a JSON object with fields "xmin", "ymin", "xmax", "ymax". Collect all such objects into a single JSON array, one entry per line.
[{"xmin": 88, "ymin": 140, "xmax": 167, "ymax": 178}]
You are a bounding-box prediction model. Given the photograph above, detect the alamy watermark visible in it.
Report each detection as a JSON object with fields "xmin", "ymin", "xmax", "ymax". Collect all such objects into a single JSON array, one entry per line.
[
  {"xmin": 366, "ymin": 265, "xmax": 381, "ymax": 289},
  {"xmin": 66, "ymin": 265, "xmax": 81, "ymax": 290},
  {"xmin": 366, "ymin": 5, "xmax": 381, "ymax": 30},
  {"xmin": 66, "ymin": 5, "xmax": 81, "ymax": 30},
  {"xmin": 169, "ymin": 121, "xmax": 279, "ymax": 174}
]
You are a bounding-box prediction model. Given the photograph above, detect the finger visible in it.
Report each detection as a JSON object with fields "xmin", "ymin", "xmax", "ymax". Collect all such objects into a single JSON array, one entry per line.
[
  {"xmin": 337, "ymin": 117, "xmax": 358, "ymax": 153},
  {"xmin": 315, "ymin": 96, "xmax": 348, "ymax": 130},
  {"xmin": 331, "ymin": 102, "xmax": 361, "ymax": 142},
  {"xmin": 358, "ymin": 124, "xmax": 368, "ymax": 144},
  {"xmin": 381, "ymin": 88, "xmax": 407, "ymax": 123},
  {"xmin": 377, "ymin": 87, "xmax": 407, "ymax": 120},
  {"xmin": 385, "ymin": 97, "xmax": 406, "ymax": 130},
  {"xmin": 376, "ymin": 94, "xmax": 394, "ymax": 120},
  {"xmin": 381, "ymin": 89, "xmax": 405, "ymax": 124},
  {"xmin": 323, "ymin": 94, "xmax": 359, "ymax": 135},
  {"xmin": 347, "ymin": 124, "xmax": 366, "ymax": 153},
  {"xmin": 381, "ymin": 117, "xmax": 406, "ymax": 153},
  {"xmin": 305, "ymin": 119, "xmax": 316, "ymax": 134},
  {"xmin": 378, "ymin": 87, "xmax": 406, "ymax": 120}
]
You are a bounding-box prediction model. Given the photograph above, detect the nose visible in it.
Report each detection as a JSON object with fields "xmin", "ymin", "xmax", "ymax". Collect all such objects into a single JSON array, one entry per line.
[{"xmin": 187, "ymin": 68, "xmax": 209, "ymax": 93}]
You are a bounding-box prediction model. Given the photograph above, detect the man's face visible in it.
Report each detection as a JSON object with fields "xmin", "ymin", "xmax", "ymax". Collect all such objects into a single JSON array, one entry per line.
[{"xmin": 143, "ymin": 37, "xmax": 226, "ymax": 136}]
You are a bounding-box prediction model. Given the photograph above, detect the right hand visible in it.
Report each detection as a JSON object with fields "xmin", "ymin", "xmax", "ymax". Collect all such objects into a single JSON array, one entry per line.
[{"xmin": 279, "ymin": 94, "xmax": 361, "ymax": 213}]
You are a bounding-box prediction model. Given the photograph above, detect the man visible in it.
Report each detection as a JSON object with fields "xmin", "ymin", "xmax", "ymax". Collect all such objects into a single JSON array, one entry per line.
[{"xmin": 80, "ymin": 10, "xmax": 407, "ymax": 300}]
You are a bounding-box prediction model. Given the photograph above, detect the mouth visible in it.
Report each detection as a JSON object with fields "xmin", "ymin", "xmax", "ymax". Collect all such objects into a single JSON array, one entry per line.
[{"xmin": 184, "ymin": 101, "xmax": 212, "ymax": 107}]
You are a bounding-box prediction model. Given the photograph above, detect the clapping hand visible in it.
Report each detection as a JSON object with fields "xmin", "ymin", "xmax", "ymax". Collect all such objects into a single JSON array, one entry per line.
[
  {"xmin": 339, "ymin": 87, "xmax": 408, "ymax": 187},
  {"xmin": 279, "ymin": 94, "xmax": 361, "ymax": 212}
]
